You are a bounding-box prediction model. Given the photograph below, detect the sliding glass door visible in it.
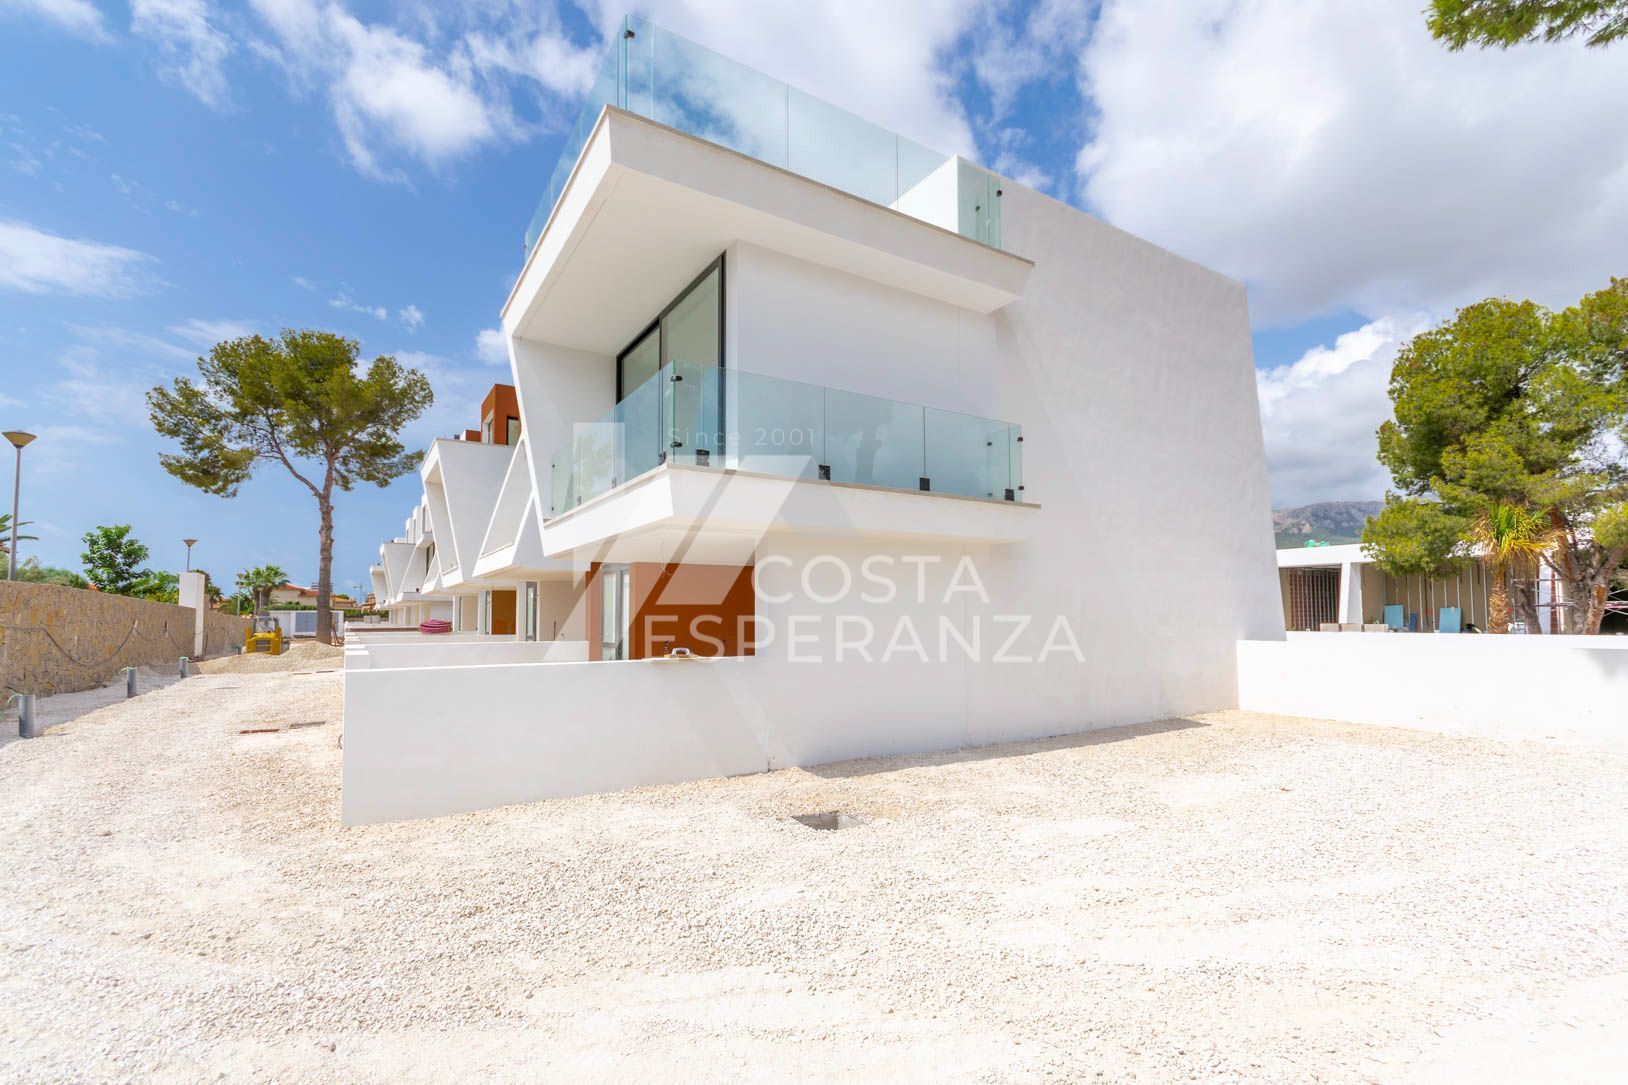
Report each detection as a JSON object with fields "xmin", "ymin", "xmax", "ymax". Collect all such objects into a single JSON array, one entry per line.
[{"xmin": 616, "ymin": 257, "xmax": 723, "ymax": 401}]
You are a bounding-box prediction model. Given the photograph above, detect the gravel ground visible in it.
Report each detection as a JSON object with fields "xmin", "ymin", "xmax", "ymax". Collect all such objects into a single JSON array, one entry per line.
[
  {"xmin": 1, "ymin": 673, "xmax": 1625, "ymax": 1083},
  {"xmin": 197, "ymin": 640, "xmax": 344, "ymax": 676},
  {"xmin": 1, "ymin": 665, "xmax": 183, "ymax": 751}
]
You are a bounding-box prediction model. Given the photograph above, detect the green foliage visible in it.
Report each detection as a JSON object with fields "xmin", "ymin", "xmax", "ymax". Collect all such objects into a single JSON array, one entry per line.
[
  {"xmin": 1367, "ymin": 280, "xmax": 1628, "ymax": 632},
  {"xmin": 1361, "ymin": 498, "xmax": 1471, "ymax": 577},
  {"xmin": 236, "ymin": 563, "xmax": 289, "ymax": 615},
  {"xmin": 6, "ymin": 557, "xmax": 88, "ymax": 588},
  {"xmin": 127, "ymin": 569, "xmax": 181, "ymax": 604},
  {"xmin": 148, "ymin": 329, "xmax": 433, "ymax": 642},
  {"xmin": 81, "ymin": 525, "xmax": 151, "ymax": 595},
  {"xmin": 1468, "ymin": 502, "xmax": 1560, "ymax": 633},
  {"xmin": 147, "ymin": 330, "xmax": 433, "ymax": 499},
  {"xmin": 1428, "ymin": 0, "xmax": 1628, "ymax": 48},
  {"xmin": 1571, "ymin": 276, "xmax": 1628, "ymax": 405},
  {"xmin": 0, "ymin": 512, "xmax": 37, "ymax": 555}
]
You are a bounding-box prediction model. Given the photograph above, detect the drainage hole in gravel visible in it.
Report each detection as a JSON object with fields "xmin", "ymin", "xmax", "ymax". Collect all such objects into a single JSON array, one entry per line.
[{"xmin": 791, "ymin": 811, "xmax": 864, "ymax": 831}]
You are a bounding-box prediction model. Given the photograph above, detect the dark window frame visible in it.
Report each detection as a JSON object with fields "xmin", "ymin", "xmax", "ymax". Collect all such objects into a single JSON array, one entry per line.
[{"xmin": 615, "ymin": 252, "xmax": 726, "ymax": 401}]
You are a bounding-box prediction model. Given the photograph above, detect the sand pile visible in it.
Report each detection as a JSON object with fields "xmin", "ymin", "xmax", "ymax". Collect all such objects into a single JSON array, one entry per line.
[{"xmin": 197, "ymin": 640, "xmax": 344, "ymax": 675}]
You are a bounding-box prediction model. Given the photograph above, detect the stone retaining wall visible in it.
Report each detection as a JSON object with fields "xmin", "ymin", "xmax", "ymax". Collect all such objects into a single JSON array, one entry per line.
[{"xmin": 0, "ymin": 582, "xmax": 251, "ymax": 698}]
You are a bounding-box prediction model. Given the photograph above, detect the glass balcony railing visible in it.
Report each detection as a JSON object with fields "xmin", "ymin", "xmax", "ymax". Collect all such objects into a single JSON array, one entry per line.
[
  {"xmin": 548, "ymin": 359, "xmax": 1024, "ymax": 516},
  {"xmin": 524, "ymin": 14, "xmax": 1003, "ymax": 255}
]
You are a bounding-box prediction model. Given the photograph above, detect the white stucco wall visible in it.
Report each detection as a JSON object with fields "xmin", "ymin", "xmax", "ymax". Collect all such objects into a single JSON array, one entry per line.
[
  {"xmin": 511, "ymin": 338, "xmax": 614, "ymax": 525},
  {"xmin": 1239, "ymin": 633, "xmax": 1628, "ymax": 749},
  {"xmin": 726, "ymin": 242, "xmax": 998, "ymax": 415},
  {"xmin": 349, "ymin": 141, "xmax": 1283, "ymax": 824}
]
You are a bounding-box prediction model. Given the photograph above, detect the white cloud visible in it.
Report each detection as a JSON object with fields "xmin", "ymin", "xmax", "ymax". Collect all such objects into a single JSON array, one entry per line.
[
  {"xmin": 329, "ymin": 292, "xmax": 387, "ymax": 320},
  {"xmin": 474, "ymin": 327, "xmax": 507, "ymax": 366},
  {"xmin": 131, "ymin": 0, "xmax": 235, "ymax": 110},
  {"xmin": 248, "ymin": 0, "xmax": 540, "ymax": 178},
  {"xmin": 243, "ymin": 1, "xmax": 988, "ymax": 181},
  {"xmin": 397, "ymin": 304, "xmax": 423, "ymax": 331},
  {"xmin": 8, "ymin": 138, "xmax": 44, "ymax": 175},
  {"xmin": 1, "ymin": 0, "xmax": 111, "ymax": 43},
  {"xmin": 1077, "ymin": 1, "xmax": 1628, "ymax": 328},
  {"xmin": 394, "ymin": 349, "xmax": 483, "ymax": 444},
  {"xmin": 1255, "ymin": 315, "xmax": 1429, "ymax": 506},
  {"xmin": 24, "ymin": 422, "xmax": 124, "ymax": 480},
  {"xmin": 49, "ymin": 349, "xmax": 160, "ymax": 425},
  {"xmin": 68, "ymin": 324, "xmax": 195, "ymax": 362},
  {"xmin": 607, "ymin": 1, "xmax": 983, "ymax": 157},
  {"xmin": 292, "ymin": 275, "xmax": 316, "ymax": 289},
  {"xmin": 168, "ymin": 317, "xmax": 255, "ymax": 346},
  {"xmin": 0, "ymin": 220, "xmax": 155, "ymax": 297}
]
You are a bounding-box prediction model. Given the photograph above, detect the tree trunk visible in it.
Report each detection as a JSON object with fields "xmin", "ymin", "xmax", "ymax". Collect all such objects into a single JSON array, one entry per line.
[
  {"xmin": 316, "ymin": 493, "xmax": 335, "ymax": 645},
  {"xmin": 1512, "ymin": 574, "xmax": 1542, "ymax": 634},
  {"xmin": 1487, "ymin": 566, "xmax": 1511, "ymax": 634},
  {"xmin": 1553, "ymin": 544, "xmax": 1628, "ymax": 635}
]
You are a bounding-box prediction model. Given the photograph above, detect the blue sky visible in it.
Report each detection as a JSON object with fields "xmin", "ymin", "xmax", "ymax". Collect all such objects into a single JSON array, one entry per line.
[{"xmin": 2, "ymin": 0, "xmax": 1625, "ymax": 592}]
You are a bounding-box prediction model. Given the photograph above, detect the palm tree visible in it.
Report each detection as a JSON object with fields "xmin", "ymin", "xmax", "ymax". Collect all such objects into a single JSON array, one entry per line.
[
  {"xmin": 0, "ymin": 512, "xmax": 38, "ymax": 555},
  {"xmin": 236, "ymin": 564, "xmax": 289, "ymax": 616},
  {"xmin": 1469, "ymin": 503, "xmax": 1558, "ymax": 634}
]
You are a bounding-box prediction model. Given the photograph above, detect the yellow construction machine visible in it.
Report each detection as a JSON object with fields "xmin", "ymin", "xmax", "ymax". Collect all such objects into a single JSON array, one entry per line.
[{"xmin": 244, "ymin": 614, "xmax": 283, "ymax": 655}]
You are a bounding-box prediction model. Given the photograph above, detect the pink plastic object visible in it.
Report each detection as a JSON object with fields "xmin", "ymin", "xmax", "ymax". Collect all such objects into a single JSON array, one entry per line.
[{"xmin": 419, "ymin": 619, "xmax": 453, "ymax": 635}]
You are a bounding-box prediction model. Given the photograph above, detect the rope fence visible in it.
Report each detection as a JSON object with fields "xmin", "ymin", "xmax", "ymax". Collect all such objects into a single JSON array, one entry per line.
[
  {"xmin": 0, "ymin": 614, "xmax": 241, "ymax": 701},
  {"xmin": 2, "ymin": 617, "xmax": 194, "ymax": 669}
]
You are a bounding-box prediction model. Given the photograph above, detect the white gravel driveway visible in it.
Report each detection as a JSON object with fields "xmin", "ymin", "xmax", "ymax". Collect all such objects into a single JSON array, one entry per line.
[{"xmin": 1, "ymin": 671, "xmax": 1624, "ymax": 1082}]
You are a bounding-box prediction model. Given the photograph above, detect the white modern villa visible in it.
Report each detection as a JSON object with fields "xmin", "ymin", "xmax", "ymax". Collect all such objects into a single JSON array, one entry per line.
[{"xmin": 345, "ymin": 16, "xmax": 1284, "ymax": 824}]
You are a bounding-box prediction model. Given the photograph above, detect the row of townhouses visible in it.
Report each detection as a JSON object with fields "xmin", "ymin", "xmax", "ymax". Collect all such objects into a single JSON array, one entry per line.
[{"xmin": 348, "ymin": 15, "xmax": 1282, "ymax": 825}]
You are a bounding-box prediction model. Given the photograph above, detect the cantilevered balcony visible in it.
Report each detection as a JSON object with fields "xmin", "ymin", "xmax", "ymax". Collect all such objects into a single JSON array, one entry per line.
[
  {"xmin": 524, "ymin": 14, "xmax": 1005, "ymax": 257},
  {"xmin": 540, "ymin": 360, "xmax": 1034, "ymax": 562}
]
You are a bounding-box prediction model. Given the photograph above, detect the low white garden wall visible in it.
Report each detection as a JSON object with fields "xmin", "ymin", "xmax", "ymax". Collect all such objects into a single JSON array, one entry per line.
[
  {"xmin": 341, "ymin": 651, "xmax": 1141, "ymax": 825},
  {"xmin": 1238, "ymin": 632, "xmax": 1628, "ymax": 750},
  {"xmin": 345, "ymin": 638, "xmax": 588, "ymax": 670}
]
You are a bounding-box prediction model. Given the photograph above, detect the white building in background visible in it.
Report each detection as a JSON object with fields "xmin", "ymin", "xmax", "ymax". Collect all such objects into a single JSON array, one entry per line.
[
  {"xmin": 1275, "ymin": 542, "xmax": 1573, "ymax": 634},
  {"xmin": 371, "ymin": 384, "xmax": 529, "ymax": 632},
  {"xmin": 346, "ymin": 15, "xmax": 1283, "ymax": 824}
]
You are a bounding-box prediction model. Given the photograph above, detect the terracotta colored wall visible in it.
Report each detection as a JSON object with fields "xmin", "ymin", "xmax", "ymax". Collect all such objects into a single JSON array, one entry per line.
[
  {"xmin": 583, "ymin": 562, "xmax": 755, "ymax": 661},
  {"xmin": 481, "ymin": 384, "xmax": 521, "ymax": 446},
  {"xmin": 490, "ymin": 589, "xmax": 517, "ymax": 637}
]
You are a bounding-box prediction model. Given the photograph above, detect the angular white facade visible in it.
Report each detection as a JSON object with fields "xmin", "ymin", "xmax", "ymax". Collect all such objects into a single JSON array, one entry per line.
[{"xmin": 347, "ymin": 21, "xmax": 1281, "ymax": 824}]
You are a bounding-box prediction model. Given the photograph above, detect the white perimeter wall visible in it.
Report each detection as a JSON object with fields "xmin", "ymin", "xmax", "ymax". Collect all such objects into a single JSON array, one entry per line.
[
  {"xmin": 1239, "ymin": 633, "xmax": 1628, "ymax": 750},
  {"xmin": 347, "ymin": 638, "xmax": 588, "ymax": 670}
]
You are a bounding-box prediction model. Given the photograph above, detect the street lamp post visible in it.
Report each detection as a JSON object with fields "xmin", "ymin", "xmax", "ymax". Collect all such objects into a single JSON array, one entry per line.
[
  {"xmin": 4, "ymin": 431, "xmax": 36, "ymax": 581},
  {"xmin": 183, "ymin": 538, "xmax": 198, "ymax": 572}
]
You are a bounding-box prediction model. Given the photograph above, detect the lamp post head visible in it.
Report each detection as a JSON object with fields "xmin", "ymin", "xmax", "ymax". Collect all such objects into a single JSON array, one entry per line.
[
  {"xmin": 183, "ymin": 538, "xmax": 198, "ymax": 548},
  {"xmin": 3, "ymin": 431, "xmax": 36, "ymax": 450}
]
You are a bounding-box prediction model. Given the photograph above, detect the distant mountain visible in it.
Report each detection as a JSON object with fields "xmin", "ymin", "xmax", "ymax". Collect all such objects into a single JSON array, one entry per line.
[{"xmin": 1272, "ymin": 500, "xmax": 1382, "ymax": 549}]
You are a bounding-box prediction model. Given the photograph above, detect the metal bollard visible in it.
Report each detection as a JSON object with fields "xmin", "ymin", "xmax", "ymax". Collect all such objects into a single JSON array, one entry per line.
[
  {"xmin": 179, "ymin": 656, "xmax": 191, "ymax": 678},
  {"xmin": 17, "ymin": 694, "xmax": 38, "ymax": 740},
  {"xmin": 124, "ymin": 666, "xmax": 137, "ymax": 698}
]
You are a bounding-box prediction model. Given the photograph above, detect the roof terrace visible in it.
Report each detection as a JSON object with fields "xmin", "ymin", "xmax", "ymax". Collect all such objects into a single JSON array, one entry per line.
[{"xmin": 524, "ymin": 14, "xmax": 1004, "ymax": 255}]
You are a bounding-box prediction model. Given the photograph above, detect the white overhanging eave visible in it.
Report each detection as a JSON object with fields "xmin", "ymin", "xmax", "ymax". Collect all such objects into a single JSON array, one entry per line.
[{"xmin": 502, "ymin": 107, "xmax": 1032, "ymax": 350}]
